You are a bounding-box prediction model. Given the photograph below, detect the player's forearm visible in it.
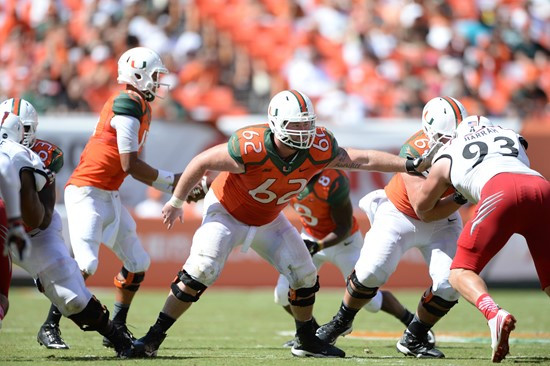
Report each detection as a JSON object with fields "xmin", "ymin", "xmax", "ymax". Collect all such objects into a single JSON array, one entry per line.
[
  {"xmin": 416, "ymin": 196, "xmax": 461, "ymax": 223},
  {"xmin": 318, "ymin": 227, "xmax": 351, "ymax": 250},
  {"xmin": 330, "ymin": 148, "xmax": 407, "ymax": 173}
]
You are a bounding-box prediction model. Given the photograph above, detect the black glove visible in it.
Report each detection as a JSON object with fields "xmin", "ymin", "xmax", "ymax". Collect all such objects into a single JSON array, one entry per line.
[
  {"xmin": 303, "ymin": 239, "xmax": 321, "ymax": 256},
  {"xmin": 452, "ymin": 191, "xmax": 468, "ymax": 205}
]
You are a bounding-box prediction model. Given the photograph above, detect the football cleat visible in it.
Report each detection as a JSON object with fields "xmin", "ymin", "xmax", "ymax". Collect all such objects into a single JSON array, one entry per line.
[
  {"xmin": 396, "ymin": 330, "xmax": 444, "ymax": 358},
  {"xmin": 315, "ymin": 315, "xmax": 353, "ymax": 345},
  {"xmin": 291, "ymin": 333, "xmax": 345, "ymax": 358},
  {"xmin": 103, "ymin": 322, "xmax": 135, "ymax": 348},
  {"xmin": 37, "ymin": 323, "xmax": 70, "ymax": 349},
  {"xmin": 132, "ymin": 324, "xmax": 167, "ymax": 357},
  {"xmin": 106, "ymin": 323, "xmax": 136, "ymax": 358},
  {"xmin": 488, "ymin": 309, "xmax": 516, "ymax": 363}
]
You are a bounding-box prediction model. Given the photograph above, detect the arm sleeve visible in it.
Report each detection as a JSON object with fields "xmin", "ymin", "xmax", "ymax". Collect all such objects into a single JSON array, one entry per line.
[
  {"xmin": 0, "ymin": 153, "xmax": 21, "ymax": 219},
  {"xmin": 111, "ymin": 115, "xmax": 140, "ymax": 153}
]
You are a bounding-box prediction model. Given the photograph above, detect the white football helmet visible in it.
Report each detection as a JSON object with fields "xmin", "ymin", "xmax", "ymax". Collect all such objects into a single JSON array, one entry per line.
[
  {"xmin": 0, "ymin": 112, "xmax": 24, "ymax": 143},
  {"xmin": 454, "ymin": 115, "xmax": 493, "ymax": 137},
  {"xmin": 267, "ymin": 90, "xmax": 316, "ymax": 149},
  {"xmin": 117, "ymin": 47, "xmax": 169, "ymax": 101},
  {"xmin": 0, "ymin": 98, "xmax": 38, "ymax": 147},
  {"xmin": 422, "ymin": 96, "xmax": 468, "ymax": 146}
]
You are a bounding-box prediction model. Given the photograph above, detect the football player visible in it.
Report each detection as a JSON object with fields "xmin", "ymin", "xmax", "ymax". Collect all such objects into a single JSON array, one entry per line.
[
  {"xmin": 0, "ymin": 148, "xmax": 30, "ymax": 330},
  {"xmin": 0, "ymin": 112, "xmax": 134, "ymax": 357},
  {"xmin": 274, "ymin": 169, "xmax": 435, "ymax": 347},
  {"xmin": 416, "ymin": 115, "xmax": 549, "ymax": 362},
  {"xmin": 316, "ymin": 97, "xmax": 467, "ymax": 358},
  {"xmin": 0, "ymin": 97, "xmax": 67, "ymax": 348},
  {"xmin": 132, "ymin": 89, "xmax": 434, "ymax": 358},
  {"xmin": 64, "ymin": 47, "xmax": 178, "ymax": 348}
]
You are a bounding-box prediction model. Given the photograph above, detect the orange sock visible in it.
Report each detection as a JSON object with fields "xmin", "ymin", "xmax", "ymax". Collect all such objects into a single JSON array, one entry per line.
[{"xmin": 475, "ymin": 293, "xmax": 499, "ymax": 320}]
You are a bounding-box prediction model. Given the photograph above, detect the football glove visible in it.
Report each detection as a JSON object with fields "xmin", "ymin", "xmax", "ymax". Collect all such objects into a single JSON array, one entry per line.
[
  {"xmin": 303, "ymin": 239, "xmax": 321, "ymax": 256},
  {"xmin": 3, "ymin": 219, "xmax": 31, "ymax": 261},
  {"xmin": 406, "ymin": 142, "xmax": 443, "ymax": 174},
  {"xmin": 452, "ymin": 191, "xmax": 468, "ymax": 205}
]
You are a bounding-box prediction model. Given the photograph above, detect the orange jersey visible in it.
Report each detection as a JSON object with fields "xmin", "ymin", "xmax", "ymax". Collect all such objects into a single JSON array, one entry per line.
[
  {"xmin": 211, "ymin": 124, "xmax": 339, "ymax": 226},
  {"xmin": 31, "ymin": 138, "xmax": 64, "ymax": 173},
  {"xmin": 385, "ymin": 130, "xmax": 454, "ymax": 219},
  {"xmin": 67, "ymin": 90, "xmax": 151, "ymax": 190},
  {"xmin": 291, "ymin": 169, "xmax": 359, "ymax": 240}
]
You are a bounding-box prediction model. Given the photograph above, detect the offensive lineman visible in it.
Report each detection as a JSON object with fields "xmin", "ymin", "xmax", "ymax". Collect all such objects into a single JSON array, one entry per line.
[
  {"xmin": 132, "ymin": 89, "xmax": 435, "ymax": 358},
  {"xmin": 316, "ymin": 97, "xmax": 467, "ymax": 358}
]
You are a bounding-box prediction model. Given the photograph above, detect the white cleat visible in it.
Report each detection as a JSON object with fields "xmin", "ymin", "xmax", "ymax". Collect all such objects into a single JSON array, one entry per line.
[{"xmin": 488, "ymin": 309, "xmax": 516, "ymax": 363}]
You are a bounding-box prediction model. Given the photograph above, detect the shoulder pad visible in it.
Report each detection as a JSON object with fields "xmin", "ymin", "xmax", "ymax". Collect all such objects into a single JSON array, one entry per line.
[
  {"xmin": 228, "ymin": 126, "xmax": 268, "ymax": 165},
  {"xmin": 112, "ymin": 92, "xmax": 144, "ymax": 119},
  {"xmin": 308, "ymin": 127, "xmax": 339, "ymax": 164},
  {"xmin": 399, "ymin": 130, "xmax": 427, "ymax": 159}
]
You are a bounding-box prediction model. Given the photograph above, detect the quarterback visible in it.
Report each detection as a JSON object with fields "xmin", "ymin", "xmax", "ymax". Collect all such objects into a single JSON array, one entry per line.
[{"xmin": 64, "ymin": 47, "xmax": 176, "ymax": 348}]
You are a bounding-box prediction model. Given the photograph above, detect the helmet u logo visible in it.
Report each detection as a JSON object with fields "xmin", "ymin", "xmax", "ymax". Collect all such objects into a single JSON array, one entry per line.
[{"xmin": 131, "ymin": 60, "xmax": 147, "ymax": 69}]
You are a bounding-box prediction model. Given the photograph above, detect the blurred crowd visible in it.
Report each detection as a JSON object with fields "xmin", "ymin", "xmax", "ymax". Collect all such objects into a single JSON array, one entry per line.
[{"xmin": 0, "ymin": 0, "xmax": 549, "ymax": 126}]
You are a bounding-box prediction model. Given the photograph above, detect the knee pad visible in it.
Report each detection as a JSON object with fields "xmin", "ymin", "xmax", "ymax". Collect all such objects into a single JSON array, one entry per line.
[
  {"xmin": 421, "ymin": 287, "xmax": 458, "ymax": 317},
  {"xmin": 288, "ymin": 276, "xmax": 319, "ymax": 307},
  {"xmin": 114, "ymin": 267, "xmax": 145, "ymax": 292},
  {"xmin": 363, "ymin": 290, "xmax": 383, "ymax": 313},
  {"xmin": 170, "ymin": 270, "xmax": 208, "ymax": 303},
  {"xmin": 69, "ymin": 296, "xmax": 110, "ymax": 332},
  {"xmin": 347, "ymin": 270, "xmax": 379, "ymax": 300}
]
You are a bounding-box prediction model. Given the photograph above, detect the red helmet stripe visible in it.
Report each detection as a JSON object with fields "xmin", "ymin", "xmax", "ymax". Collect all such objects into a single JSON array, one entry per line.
[
  {"xmin": 12, "ymin": 98, "xmax": 21, "ymax": 116},
  {"xmin": 442, "ymin": 97, "xmax": 463, "ymax": 124},
  {"xmin": 289, "ymin": 90, "xmax": 307, "ymax": 113}
]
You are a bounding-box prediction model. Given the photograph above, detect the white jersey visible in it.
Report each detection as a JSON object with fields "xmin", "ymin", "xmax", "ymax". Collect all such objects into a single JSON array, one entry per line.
[
  {"xmin": 433, "ymin": 125, "xmax": 542, "ymax": 203},
  {"xmin": 0, "ymin": 139, "xmax": 49, "ymax": 191}
]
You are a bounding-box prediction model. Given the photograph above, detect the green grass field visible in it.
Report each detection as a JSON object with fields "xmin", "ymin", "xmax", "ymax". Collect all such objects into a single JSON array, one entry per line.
[{"xmin": 0, "ymin": 287, "xmax": 548, "ymax": 365}]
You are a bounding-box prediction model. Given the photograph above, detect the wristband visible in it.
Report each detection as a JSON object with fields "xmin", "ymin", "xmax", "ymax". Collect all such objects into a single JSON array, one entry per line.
[
  {"xmin": 154, "ymin": 169, "xmax": 175, "ymax": 185},
  {"xmin": 168, "ymin": 195, "xmax": 184, "ymax": 208}
]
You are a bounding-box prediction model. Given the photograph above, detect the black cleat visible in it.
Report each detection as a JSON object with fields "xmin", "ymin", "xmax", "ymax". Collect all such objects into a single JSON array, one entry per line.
[
  {"xmin": 291, "ymin": 333, "xmax": 345, "ymax": 358},
  {"xmin": 315, "ymin": 315, "xmax": 353, "ymax": 345},
  {"xmin": 37, "ymin": 323, "xmax": 70, "ymax": 349},
  {"xmin": 132, "ymin": 324, "xmax": 167, "ymax": 357},
  {"xmin": 396, "ymin": 330, "xmax": 445, "ymax": 358},
  {"xmin": 103, "ymin": 322, "xmax": 135, "ymax": 348},
  {"xmin": 105, "ymin": 323, "xmax": 135, "ymax": 358}
]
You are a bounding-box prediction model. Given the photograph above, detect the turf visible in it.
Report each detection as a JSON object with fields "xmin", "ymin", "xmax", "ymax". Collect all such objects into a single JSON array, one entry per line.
[{"xmin": 0, "ymin": 287, "xmax": 548, "ymax": 365}]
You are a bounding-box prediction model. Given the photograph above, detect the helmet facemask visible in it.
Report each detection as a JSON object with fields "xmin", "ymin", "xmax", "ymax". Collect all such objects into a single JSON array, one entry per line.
[{"xmin": 268, "ymin": 90, "xmax": 317, "ymax": 150}]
